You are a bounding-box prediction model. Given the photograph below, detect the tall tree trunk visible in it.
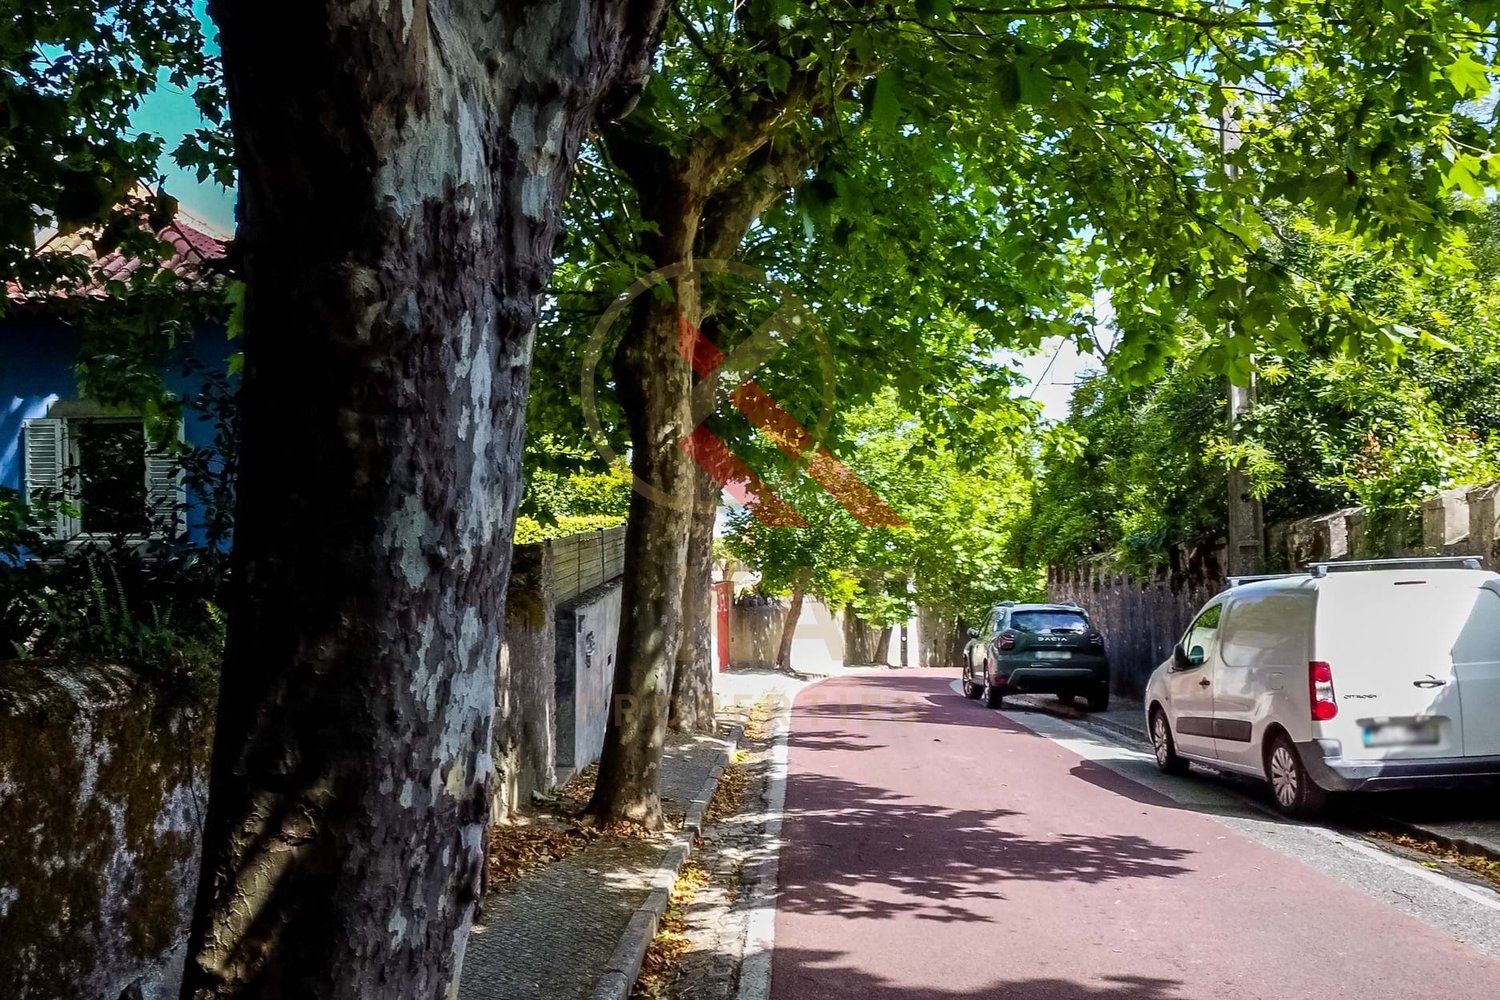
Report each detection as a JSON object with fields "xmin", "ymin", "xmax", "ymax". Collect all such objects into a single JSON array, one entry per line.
[
  {"xmin": 587, "ymin": 177, "xmax": 704, "ymax": 826},
  {"xmin": 183, "ymin": 3, "xmax": 664, "ymax": 998},
  {"xmin": 876, "ymin": 625, "xmax": 894, "ymax": 666},
  {"xmin": 842, "ymin": 613, "xmax": 874, "ymax": 665},
  {"xmin": 670, "ymin": 462, "xmax": 718, "ymax": 733},
  {"xmin": 775, "ymin": 585, "xmax": 805, "ymax": 672},
  {"xmin": 588, "ymin": 122, "xmax": 813, "ymax": 820}
]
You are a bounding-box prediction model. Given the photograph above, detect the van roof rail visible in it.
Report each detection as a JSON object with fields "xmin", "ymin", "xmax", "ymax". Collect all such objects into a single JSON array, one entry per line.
[
  {"xmin": 1227, "ymin": 573, "xmax": 1307, "ymax": 587},
  {"xmin": 1307, "ymin": 556, "xmax": 1484, "ymax": 578}
]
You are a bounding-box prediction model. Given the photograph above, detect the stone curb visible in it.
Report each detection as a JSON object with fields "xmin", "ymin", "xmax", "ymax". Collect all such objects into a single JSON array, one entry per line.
[
  {"xmin": 1355, "ymin": 812, "xmax": 1500, "ymax": 866},
  {"xmin": 589, "ymin": 724, "xmax": 744, "ymax": 1000},
  {"xmin": 1007, "ymin": 692, "xmax": 1149, "ymax": 746}
]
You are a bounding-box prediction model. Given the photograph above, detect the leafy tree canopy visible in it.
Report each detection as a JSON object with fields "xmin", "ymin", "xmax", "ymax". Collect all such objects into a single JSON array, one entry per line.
[
  {"xmin": 0, "ymin": 1, "xmax": 230, "ymax": 292},
  {"xmin": 1018, "ymin": 206, "xmax": 1500, "ymax": 573},
  {"xmin": 725, "ymin": 390, "xmax": 1043, "ymax": 628},
  {"xmin": 538, "ymin": 0, "xmax": 1499, "ymax": 516}
]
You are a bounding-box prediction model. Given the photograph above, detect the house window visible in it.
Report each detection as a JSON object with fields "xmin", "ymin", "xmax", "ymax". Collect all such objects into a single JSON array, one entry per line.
[
  {"xmin": 22, "ymin": 410, "xmax": 182, "ymax": 541},
  {"xmin": 74, "ymin": 419, "xmax": 150, "ymax": 535}
]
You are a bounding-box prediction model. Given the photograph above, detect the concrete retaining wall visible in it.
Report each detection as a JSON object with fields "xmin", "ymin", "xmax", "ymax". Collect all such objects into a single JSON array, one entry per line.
[
  {"xmin": 495, "ymin": 530, "xmax": 627, "ymax": 800},
  {"xmin": 0, "ymin": 662, "xmax": 210, "ymax": 1000},
  {"xmin": 728, "ymin": 595, "xmax": 848, "ymax": 671},
  {"xmin": 918, "ymin": 607, "xmax": 967, "ymax": 668},
  {"xmin": 554, "ymin": 580, "xmax": 622, "ymax": 775}
]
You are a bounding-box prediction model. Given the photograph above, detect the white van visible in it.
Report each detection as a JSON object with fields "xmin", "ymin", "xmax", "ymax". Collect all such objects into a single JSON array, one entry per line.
[{"xmin": 1144, "ymin": 557, "xmax": 1500, "ymax": 817}]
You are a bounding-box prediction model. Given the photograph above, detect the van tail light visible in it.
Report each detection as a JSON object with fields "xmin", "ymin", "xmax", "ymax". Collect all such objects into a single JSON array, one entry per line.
[
  {"xmin": 997, "ymin": 631, "xmax": 1017, "ymax": 651},
  {"xmin": 1309, "ymin": 661, "xmax": 1338, "ymax": 721}
]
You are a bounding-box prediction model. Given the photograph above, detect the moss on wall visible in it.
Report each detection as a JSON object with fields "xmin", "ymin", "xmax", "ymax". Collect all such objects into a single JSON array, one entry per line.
[{"xmin": 0, "ymin": 661, "xmax": 211, "ymax": 1000}]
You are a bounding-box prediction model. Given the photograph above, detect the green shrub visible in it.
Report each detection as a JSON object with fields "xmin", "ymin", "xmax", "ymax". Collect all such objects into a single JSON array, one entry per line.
[
  {"xmin": 1, "ymin": 546, "xmax": 226, "ymax": 700},
  {"xmin": 513, "ymin": 513, "xmax": 625, "ymax": 545}
]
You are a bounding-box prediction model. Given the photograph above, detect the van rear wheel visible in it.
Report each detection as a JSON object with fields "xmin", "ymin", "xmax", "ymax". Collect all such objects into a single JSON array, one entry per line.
[
  {"xmin": 1150, "ymin": 709, "xmax": 1189, "ymax": 776},
  {"xmin": 1266, "ymin": 733, "xmax": 1328, "ymax": 819}
]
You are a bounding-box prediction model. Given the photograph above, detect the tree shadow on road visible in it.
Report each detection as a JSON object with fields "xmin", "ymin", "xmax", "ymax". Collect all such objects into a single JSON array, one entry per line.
[
  {"xmin": 788, "ymin": 725, "xmax": 889, "ymax": 754},
  {"xmin": 774, "ymin": 769, "xmax": 1193, "ymax": 923},
  {"xmin": 791, "ymin": 674, "xmax": 1010, "ymax": 734},
  {"xmin": 771, "ymin": 947, "xmax": 1189, "ymax": 999}
]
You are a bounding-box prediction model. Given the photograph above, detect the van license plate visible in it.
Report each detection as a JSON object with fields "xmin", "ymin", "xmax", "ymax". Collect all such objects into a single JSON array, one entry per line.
[
  {"xmin": 1362, "ymin": 721, "xmax": 1440, "ymax": 748},
  {"xmin": 1035, "ymin": 651, "xmax": 1071, "ymax": 661}
]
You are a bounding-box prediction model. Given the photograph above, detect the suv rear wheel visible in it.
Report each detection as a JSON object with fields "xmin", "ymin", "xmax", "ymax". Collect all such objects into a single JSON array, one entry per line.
[
  {"xmin": 1266, "ymin": 732, "xmax": 1328, "ymax": 819},
  {"xmin": 962, "ymin": 668, "xmax": 982, "ymax": 699},
  {"xmin": 1086, "ymin": 685, "xmax": 1110, "ymax": 712},
  {"xmin": 982, "ymin": 675, "xmax": 1004, "ymax": 709}
]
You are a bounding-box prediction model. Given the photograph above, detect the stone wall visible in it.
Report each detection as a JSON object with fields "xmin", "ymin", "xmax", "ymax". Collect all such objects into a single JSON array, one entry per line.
[
  {"xmin": 1268, "ymin": 483, "xmax": 1500, "ymax": 569},
  {"xmin": 729, "ymin": 595, "xmax": 849, "ymax": 671},
  {"xmin": 0, "ymin": 662, "xmax": 210, "ymax": 1000},
  {"xmin": 0, "ymin": 529, "xmax": 628, "ymax": 998}
]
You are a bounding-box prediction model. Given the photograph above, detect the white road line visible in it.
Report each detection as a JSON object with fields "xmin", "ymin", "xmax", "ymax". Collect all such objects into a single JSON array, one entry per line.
[
  {"xmin": 1307, "ymin": 825, "xmax": 1500, "ymax": 914},
  {"xmin": 735, "ymin": 705, "xmax": 791, "ymax": 1000}
]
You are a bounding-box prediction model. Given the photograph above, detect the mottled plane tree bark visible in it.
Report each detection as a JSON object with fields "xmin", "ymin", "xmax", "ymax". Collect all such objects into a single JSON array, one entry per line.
[
  {"xmin": 181, "ymin": 2, "xmax": 665, "ymax": 998},
  {"xmin": 669, "ymin": 460, "xmax": 719, "ymax": 733},
  {"xmin": 586, "ymin": 126, "xmax": 828, "ymax": 824}
]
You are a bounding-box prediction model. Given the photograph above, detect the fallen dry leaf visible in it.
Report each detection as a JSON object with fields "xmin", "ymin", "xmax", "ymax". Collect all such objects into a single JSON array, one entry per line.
[
  {"xmin": 705, "ymin": 762, "xmax": 751, "ymax": 825},
  {"xmin": 1369, "ymin": 831, "xmax": 1500, "ymax": 891}
]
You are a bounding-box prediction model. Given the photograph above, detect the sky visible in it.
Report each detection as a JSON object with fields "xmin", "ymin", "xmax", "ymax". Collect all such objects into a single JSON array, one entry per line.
[
  {"xmin": 1011, "ymin": 338, "xmax": 1090, "ymax": 421},
  {"xmin": 129, "ymin": 2, "xmax": 235, "ymax": 233},
  {"xmin": 1005, "ymin": 291, "xmax": 1116, "ymax": 421}
]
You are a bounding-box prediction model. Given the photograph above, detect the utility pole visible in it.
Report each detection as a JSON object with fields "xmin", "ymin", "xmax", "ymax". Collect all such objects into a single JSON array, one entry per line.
[{"xmin": 1220, "ymin": 86, "xmax": 1265, "ymax": 577}]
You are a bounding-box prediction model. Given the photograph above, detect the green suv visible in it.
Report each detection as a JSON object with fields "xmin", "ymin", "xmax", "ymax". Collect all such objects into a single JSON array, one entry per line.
[{"xmin": 961, "ymin": 602, "xmax": 1111, "ymax": 711}]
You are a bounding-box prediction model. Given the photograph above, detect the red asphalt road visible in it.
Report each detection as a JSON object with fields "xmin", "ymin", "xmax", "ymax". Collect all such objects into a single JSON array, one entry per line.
[{"xmin": 769, "ymin": 672, "xmax": 1500, "ymax": 1000}]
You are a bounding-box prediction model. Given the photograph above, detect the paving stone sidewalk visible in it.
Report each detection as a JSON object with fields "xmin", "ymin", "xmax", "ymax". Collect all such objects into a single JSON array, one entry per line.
[{"xmin": 459, "ymin": 727, "xmax": 734, "ymax": 1000}]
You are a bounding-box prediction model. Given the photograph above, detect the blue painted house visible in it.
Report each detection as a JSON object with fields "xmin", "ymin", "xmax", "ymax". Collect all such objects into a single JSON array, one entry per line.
[{"xmin": 2, "ymin": 208, "xmax": 235, "ymax": 549}]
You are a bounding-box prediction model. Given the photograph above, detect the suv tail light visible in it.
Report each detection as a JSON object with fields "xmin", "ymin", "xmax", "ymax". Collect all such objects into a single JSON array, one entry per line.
[
  {"xmin": 997, "ymin": 630, "xmax": 1017, "ymax": 651},
  {"xmin": 1088, "ymin": 632, "xmax": 1104, "ymax": 648},
  {"xmin": 1309, "ymin": 661, "xmax": 1338, "ymax": 721}
]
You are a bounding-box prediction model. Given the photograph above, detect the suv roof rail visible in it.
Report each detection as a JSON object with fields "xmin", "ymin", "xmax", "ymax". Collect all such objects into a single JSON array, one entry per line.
[
  {"xmin": 998, "ymin": 599, "xmax": 1017, "ymax": 606},
  {"xmin": 1227, "ymin": 573, "xmax": 1307, "ymax": 587},
  {"xmin": 1307, "ymin": 556, "xmax": 1484, "ymax": 578}
]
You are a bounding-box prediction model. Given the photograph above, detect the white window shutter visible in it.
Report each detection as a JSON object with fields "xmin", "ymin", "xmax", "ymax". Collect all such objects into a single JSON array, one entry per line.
[
  {"xmin": 145, "ymin": 421, "xmax": 186, "ymax": 538},
  {"xmin": 22, "ymin": 417, "xmax": 75, "ymax": 539}
]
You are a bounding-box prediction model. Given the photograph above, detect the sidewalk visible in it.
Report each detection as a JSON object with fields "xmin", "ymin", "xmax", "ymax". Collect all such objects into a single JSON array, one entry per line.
[
  {"xmin": 1008, "ymin": 690, "xmax": 1500, "ymax": 860},
  {"xmin": 459, "ymin": 727, "xmax": 735, "ymax": 1000}
]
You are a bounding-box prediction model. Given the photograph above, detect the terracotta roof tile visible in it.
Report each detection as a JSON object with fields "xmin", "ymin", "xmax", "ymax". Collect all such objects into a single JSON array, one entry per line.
[{"xmin": 6, "ymin": 196, "xmax": 230, "ymax": 304}]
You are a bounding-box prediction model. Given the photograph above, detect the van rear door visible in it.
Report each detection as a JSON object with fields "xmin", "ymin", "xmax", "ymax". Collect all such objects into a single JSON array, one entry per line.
[
  {"xmin": 1456, "ymin": 584, "xmax": 1500, "ymax": 757},
  {"xmin": 1315, "ymin": 576, "xmax": 1468, "ymax": 762}
]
